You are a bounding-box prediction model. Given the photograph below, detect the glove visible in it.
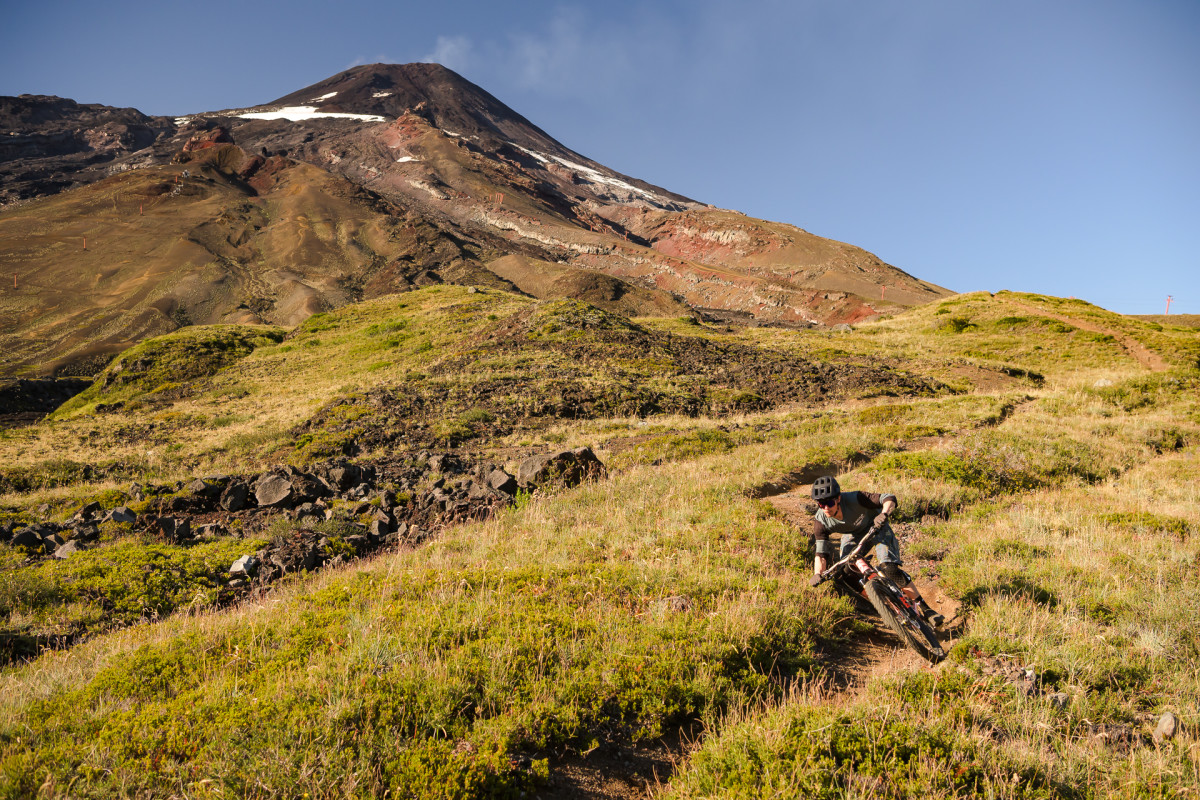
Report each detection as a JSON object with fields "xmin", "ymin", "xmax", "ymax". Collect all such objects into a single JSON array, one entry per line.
[{"xmin": 873, "ymin": 512, "xmax": 889, "ymax": 527}]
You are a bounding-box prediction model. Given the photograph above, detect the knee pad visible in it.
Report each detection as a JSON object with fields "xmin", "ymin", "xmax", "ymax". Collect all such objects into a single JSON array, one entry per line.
[{"xmin": 880, "ymin": 562, "xmax": 909, "ymax": 586}]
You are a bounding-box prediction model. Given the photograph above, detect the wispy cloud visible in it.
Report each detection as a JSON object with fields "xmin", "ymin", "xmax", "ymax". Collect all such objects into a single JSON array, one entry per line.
[{"xmin": 422, "ymin": 35, "xmax": 473, "ymax": 73}]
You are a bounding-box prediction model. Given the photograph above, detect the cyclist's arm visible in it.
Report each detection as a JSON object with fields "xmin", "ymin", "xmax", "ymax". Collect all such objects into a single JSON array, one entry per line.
[
  {"xmin": 861, "ymin": 492, "xmax": 898, "ymax": 521},
  {"xmin": 813, "ymin": 518, "xmax": 831, "ymax": 574}
]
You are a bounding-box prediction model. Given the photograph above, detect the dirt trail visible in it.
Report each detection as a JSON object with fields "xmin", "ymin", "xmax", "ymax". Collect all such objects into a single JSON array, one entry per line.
[
  {"xmin": 765, "ymin": 487, "xmax": 962, "ymax": 692},
  {"xmin": 1012, "ymin": 301, "xmax": 1168, "ymax": 372}
]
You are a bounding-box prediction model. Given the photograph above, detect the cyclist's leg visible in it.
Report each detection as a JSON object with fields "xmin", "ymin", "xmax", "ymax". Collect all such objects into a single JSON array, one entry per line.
[{"xmin": 875, "ymin": 528, "xmax": 943, "ymax": 625}]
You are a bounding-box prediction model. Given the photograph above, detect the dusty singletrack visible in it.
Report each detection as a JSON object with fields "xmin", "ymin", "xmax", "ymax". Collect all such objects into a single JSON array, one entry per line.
[{"xmin": 1011, "ymin": 301, "xmax": 1168, "ymax": 372}]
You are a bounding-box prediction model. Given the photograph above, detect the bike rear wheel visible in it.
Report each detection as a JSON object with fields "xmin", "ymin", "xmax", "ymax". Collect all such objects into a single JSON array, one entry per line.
[{"xmin": 864, "ymin": 579, "xmax": 945, "ymax": 664}]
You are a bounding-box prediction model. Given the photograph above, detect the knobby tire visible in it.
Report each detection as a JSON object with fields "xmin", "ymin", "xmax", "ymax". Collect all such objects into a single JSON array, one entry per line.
[{"xmin": 864, "ymin": 579, "xmax": 945, "ymax": 664}]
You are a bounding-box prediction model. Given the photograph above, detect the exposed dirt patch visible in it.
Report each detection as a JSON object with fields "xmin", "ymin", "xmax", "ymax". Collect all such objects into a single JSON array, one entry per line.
[{"xmin": 538, "ymin": 729, "xmax": 698, "ymax": 800}]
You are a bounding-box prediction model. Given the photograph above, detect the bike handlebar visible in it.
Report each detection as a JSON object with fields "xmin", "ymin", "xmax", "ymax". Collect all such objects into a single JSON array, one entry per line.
[{"xmin": 810, "ymin": 524, "xmax": 881, "ymax": 587}]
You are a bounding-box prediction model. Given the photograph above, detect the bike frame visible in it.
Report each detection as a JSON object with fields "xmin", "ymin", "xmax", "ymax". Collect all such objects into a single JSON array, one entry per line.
[{"xmin": 813, "ymin": 526, "xmax": 921, "ymax": 615}]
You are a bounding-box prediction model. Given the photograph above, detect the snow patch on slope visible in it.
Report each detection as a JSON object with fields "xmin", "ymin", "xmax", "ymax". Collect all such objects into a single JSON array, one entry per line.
[
  {"xmin": 512, "ymin": 144, "xmax": 673, "ymax": 207},
  {"xmin": 238, "ymin": 106, "xmax": 386, "ymax": 123}
]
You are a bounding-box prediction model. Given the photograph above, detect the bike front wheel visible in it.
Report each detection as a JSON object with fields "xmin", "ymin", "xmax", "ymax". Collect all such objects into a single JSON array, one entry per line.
[{"xmin": 864, "ymin": 579, "xmax": 945, "ymax": 664}]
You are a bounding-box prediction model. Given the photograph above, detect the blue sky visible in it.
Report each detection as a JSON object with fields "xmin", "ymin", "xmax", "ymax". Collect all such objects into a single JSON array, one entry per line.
[{"xmin": 3, "ymin": 0, "xmax": 1197, "ymax": 314}]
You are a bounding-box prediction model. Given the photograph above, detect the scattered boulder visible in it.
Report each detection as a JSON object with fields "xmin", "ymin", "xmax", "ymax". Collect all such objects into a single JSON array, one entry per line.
[
  {"xmin": 54, "ymin": 540, "xmax": 91, "ymax": 559},
  {"xmin": 487, "ymin": 468, "xmax": 519, "ymax": 496},
  {"xmin": 72, "ymin": 522, "xmax": 100, "ymax": 542},
  {"xmin": 254, "ymin": 474, "xmax": 295, "ymax": 509},
  {"xmin": 344, "ymin": 534, "xmax": 370, "ymax": 553},
  {"xmin": 1094, "ymin": 378, "xmax": 1114, "ymax": 388},
  {"xmin": 10, "ymin": 528, "xmax": 42, "ymax": 551},
  {"xmin": 186, "ymin": 478, "xmax": 224, "ymax": 501},
  {"xmin": 292, "ymin": 502, "xmax": 323, "ymax": 521},
  {"xmin": 324, "ymin": 461, "xmax": 363, "ymax": 492},
  {"xmin": 220, "ymin": 481, "xmax": 251, "ymax": 512},
  {"xmin": 518, "ymin": 447, "xmax": 606, "ymax": 489},
  {"xmin": 106, "ymin": 506, "xmax": 137, "ymax": 524},
  {"xmin": 1048, "ymin": 692, "xmax": 1071, "ymax": 710},
  {"xmin": 1154, "ymin": 711, "xmax": 1179, "ymax": 745},
  {"xmin": 286, "ymin": 469, "xmax": 329, "ymax": 504},
  {"xmin": 163, "ymin": 495, "xmax": 191, "ymax": 513},
  {"xmin": 230, "ymin": 554, "xmax": 260, "ymax": 576},
  {"xmin": 195, "ymin": 523, "xmax": 225, "ymax": 539},
  {"xmin": 158, "ymin": 516, "xmax": 191, "ymax": 542},
  {"xmin": 73, "ymin": 501, "xmax": 102, "ymax": 522}
]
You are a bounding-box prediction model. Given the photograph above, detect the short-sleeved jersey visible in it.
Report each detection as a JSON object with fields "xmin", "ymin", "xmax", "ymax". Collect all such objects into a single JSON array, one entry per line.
[{"xmin": 812, "ymin": 491, "xmax": 896, "ymax": 542}]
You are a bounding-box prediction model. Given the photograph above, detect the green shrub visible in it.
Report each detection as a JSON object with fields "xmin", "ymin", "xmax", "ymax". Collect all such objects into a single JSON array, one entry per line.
[
  {"xmin": 1096, "ymin": 511, "xmax": 1191, "ymax": 538},
  {"xmin": 937, "ymin": 316, "xmax": 977, "ymax": 334}
]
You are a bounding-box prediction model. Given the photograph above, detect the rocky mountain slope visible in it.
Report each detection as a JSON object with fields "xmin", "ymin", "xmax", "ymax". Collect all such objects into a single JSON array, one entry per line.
[{"xmin": 1, "ymin": 63, "xmax": 950, "ymax": 377}]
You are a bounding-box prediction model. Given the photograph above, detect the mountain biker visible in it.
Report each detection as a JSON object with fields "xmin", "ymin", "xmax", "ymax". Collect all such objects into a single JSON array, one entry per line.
[{"xmin": 810, "ymin": 475, "xmax": 944, "ymax": 627}]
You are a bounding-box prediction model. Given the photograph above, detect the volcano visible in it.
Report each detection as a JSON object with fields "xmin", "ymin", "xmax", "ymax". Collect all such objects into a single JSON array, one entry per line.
[{"xmin": 0, "ymin": 63, "xmax": 949, "ymax": 376}]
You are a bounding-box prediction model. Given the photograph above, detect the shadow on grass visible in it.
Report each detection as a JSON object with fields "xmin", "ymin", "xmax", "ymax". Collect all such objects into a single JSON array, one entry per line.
[{"xmin": 959, "ymin": 577, "xmax": 1058, "ymax": 610}]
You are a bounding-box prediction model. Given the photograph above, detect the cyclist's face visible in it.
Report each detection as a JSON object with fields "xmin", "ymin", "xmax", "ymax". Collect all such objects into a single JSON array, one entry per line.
[{"xmin": 818, "ymin": 496, "xmax": 840, "ymax": 513}]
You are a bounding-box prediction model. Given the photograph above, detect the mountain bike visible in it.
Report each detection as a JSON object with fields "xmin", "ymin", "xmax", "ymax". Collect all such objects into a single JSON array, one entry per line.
[{"xmin": 810, "ymin": 525, "xmax": 945, "ymax": 664}]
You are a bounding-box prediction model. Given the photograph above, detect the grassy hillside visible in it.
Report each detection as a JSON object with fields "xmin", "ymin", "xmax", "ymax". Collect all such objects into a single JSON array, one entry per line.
[
  {"xmin": 0, "ymin": 149, "xmax": 498, "ymax": 378},
  {"xmin": 0, "ymin": 288, "xmax": 1197, "ymax": 798}
]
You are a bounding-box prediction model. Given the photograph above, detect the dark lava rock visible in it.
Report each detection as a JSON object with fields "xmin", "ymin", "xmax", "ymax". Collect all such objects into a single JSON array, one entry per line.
[
  {"xmin": 487, "ymin": 468, "xmax": 519, "ymax": 496},
  {"xmin": 220, "ymin": 481, "xmax": 251, "ymax": 512},
  {"xmin": 10, "ymin": 528, "xmax": 42, "ymax": 551},
  {"xmin": 54, "ymin": 540, "xmax": 91, "ymax": 559},
  {"xmin": 72, "ymin": 522, "xmax": 100, "ymax": 542},
  {"xmin": 73, "ymin": 501, "xmax": 102, "ymax": 521},
  {"xmin": 106, "ymin": 506, "xmax": 137, "ymax": 524},
  {"xmin": 292, "ymin": 502, "xmax": 323, "ymax": 521},
  {"xmin": 0, "ymin": 377, "xmax": 92, "ymax": 416},
  {"xmin": 324, "ymin": 461, "xmax": 363, "ymax": 491},
  {"xmin": 254, "ymin": 474, "xmax": 295, "ymax": 508},
  {"xmin": 186, "ymin": 478, "xmax": 224, "ymax": 500},
  {"xmin": 518, "ymin": 447, "xmax": 607, "ymax": 488},
  {"xmin": 164, "ymin": 495, "xmax": 191, "ymax": 513},
  {"xmin": 285, "ymin": 469, "xmax": 329, "ymax": 504},
  {"xmin": 195, "ymin": 523, "xmax": 225, "ymax": 539},
  {"xmin": 158, "ymin": 516, "xmax": 191, "ymax": 542}
]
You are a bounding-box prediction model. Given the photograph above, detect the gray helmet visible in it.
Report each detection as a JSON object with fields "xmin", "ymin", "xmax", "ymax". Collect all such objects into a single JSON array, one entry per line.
[{"xmin": 812, "ymin": 475, "xmax": 841, "ymax": 503}]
